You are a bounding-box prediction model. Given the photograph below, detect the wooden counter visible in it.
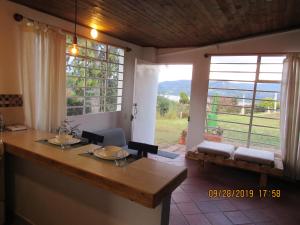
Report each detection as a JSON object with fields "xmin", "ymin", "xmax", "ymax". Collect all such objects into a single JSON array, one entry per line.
[{"xmin": 2, "ymin": 130, "xmax": 187, "ymax": 209}]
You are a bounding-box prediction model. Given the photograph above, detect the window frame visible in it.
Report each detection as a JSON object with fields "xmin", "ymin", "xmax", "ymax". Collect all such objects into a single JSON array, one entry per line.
[
  {"xmin": 206, "ymin": 54, "xmax": 285, "ymax": 151},
  {"xmin": 65, "ymin": 34, "xmax": 125, "ymax": 116}
]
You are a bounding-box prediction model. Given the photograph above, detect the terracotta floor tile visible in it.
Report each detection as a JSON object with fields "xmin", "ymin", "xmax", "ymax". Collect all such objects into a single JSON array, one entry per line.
[
  {"xmin": 224, "ymin": 211, "xmax": 251, "ymax": 224},
  {"xmin": 242, "ymin": 209, "xmax": 271, "ymax": 223},
  {"xmin": 196, "ymin": 201, "xmax": 220, "ymax": 213},
  {"xmin": 184, "ymin": 213, "xmax": 212, "ymax": 225},
  {"xmin": 172, "ymin": 192, "xmax": 193, "ymax": 203},
  {"xmin": 205, "ymin": 212, "xmax": 233, "ymax": 225},
  {"xmin": 177, "ymin": 202, "xmax": 201, "ymax": 215},
  {"xmin": 214, "ymin": 200, "xmax": 237, "ymax": 212}
]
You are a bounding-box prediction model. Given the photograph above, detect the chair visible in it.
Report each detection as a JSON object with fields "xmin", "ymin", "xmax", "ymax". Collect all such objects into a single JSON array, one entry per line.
[
  {"xmin": 81, "ymin": 130, "xmax": 104, "ymax": 145},
  {"xmin": 128, "ymin": 141, "xmax": 158, "ymax": 158}
]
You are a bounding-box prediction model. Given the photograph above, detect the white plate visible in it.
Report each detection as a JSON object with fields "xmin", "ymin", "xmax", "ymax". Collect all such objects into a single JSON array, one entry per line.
[
  {"xmin": 48, "ymin": 137, "xmax": 81, "ymax": 145},
  {"xmin": 93, "ymin": 146, "xmax": 129, "ymax": 160}
]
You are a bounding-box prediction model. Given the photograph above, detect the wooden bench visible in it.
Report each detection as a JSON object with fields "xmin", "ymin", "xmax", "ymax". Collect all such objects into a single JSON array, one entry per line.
[{"xmin": 186, "ymin": 144, "xmax": 284, "ymax": 187}]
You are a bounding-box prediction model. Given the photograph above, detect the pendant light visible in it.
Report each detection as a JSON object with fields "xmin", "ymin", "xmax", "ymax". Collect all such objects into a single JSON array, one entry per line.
[{"xmin": 70, "ymin": 0, "xmax": 79, "ymax": 56}]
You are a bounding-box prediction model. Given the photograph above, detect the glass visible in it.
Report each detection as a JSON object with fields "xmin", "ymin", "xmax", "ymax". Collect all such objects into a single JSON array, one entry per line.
[{"xmin": 58, "ymin": 126, "xmax": 69, "ymax": 150}]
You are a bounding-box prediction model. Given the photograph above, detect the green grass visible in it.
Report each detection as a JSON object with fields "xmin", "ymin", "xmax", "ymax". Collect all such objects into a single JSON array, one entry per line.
[
  {"xmin": 155, "ymin": 118, "xmax": 188, "ymax": 148},
  {"xmin": 155, "ymin": 112, "xmax": 280, "ymax": 150}
]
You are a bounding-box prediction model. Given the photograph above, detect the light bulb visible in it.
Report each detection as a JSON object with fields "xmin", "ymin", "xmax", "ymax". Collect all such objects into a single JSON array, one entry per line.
[
  {"xmin": 70, "ymin": 44, "xmax": 78, "ymax": 55},
  {"xmin": 90, "ymin": 28, "xmax": 98, "ymax": 39}
]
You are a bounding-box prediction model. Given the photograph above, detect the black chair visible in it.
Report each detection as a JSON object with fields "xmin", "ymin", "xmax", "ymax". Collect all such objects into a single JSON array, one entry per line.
[
  {"xmin": 127, "ymin": 141, "xmax": 158, "ymax": 158},
  {"xmin": 81, "ymin": 130, "xmax": 104, "ymax": 145}
]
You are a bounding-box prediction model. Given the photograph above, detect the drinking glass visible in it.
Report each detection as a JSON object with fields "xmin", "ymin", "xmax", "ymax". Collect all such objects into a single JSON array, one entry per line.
[{"xmin": 58, "ymin": 126, "xmax": 69, "ymax": 150}]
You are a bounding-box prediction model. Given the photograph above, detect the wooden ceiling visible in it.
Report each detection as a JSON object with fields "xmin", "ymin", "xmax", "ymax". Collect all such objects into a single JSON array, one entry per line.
[{"xmin": 11, "ymin": 0, "xmax": 300, "ymax": 48}]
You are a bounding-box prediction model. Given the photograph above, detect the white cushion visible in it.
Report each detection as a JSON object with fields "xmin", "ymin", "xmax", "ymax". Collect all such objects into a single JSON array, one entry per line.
[
  {"xmin": 234, "ymin": 147, "xmax": 275, "ymax": 166},
  {"xmin": 197, "ymin": 141, "xmax": 235, "ymax": 158}
]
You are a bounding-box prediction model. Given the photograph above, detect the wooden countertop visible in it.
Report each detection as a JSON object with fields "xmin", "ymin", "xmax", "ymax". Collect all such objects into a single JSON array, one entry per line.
[{"xmin": 2, "ymin": 130, "xmax": 187, "ymax": 208}]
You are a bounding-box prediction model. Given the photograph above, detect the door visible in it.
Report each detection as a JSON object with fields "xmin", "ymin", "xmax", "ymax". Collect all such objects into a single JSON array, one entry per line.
[{"xmin": 131, "ymin": 59, "xmax": 161, "ymax": 144}]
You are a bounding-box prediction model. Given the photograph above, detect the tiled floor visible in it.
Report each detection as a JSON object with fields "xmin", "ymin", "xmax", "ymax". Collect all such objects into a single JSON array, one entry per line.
[{"xmin": 150, "ymin": 154, "xmax": 300, "ymax": 225}]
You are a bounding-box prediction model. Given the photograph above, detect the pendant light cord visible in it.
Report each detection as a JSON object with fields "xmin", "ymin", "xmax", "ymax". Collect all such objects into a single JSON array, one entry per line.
[{"xmin": 74, "ymin": 0, "xmax": 77, "ymax": 36}]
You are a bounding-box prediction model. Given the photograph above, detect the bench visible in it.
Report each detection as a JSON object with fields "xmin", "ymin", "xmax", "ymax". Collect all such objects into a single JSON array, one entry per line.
[{"xmin": 186, "ymin": 141, "xmax": 283, "ymax": 187}]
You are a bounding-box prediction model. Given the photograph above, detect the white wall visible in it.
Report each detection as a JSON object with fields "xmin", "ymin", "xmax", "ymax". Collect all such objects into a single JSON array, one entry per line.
[
  {"xmin": 0, "ymin": 0, "xmax": 155, "ymax": 137},
  {"xmin": 157, "ymin": 30, "xmax": 300, "ymax": 150}
]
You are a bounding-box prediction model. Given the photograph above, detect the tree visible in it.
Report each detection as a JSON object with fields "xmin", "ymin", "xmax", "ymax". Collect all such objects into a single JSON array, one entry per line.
[
  {"xmin": 157, "ymin": 96, "xmax": 170, "ymax": 117},
  {"xmin": 179, "ymin": 92, "xmax": 189, "ymax": 104},
  {"xmin": 258, "ymin": 98, "xmax": 278, "ymax": 110}
]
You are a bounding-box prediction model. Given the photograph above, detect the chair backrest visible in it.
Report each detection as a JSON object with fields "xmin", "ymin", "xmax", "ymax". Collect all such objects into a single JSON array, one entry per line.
[
  {"xmin": 81, "ymin": 130, "xmax": 104, "ymax": 145},
  {"xmin": 93, "ymin": 128, "xmax": 126, "ymax": 147},
  {"xmin": 128, "ymin": 141, "xmax": 158, "ymax": 158}
]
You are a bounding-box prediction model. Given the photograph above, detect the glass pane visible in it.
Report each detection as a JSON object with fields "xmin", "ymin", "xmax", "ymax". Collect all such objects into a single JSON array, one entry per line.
[
  {"xmin": 251, "ymin": 126, "xmax": 280, "ymax": 137},
  {"xmin": 108, "ymin": 54, "xmax": 124, "ymax": 64},
  {"xmin": 67, "ymin": 77, "xmax": 85, "ymax": 87},
  {"xmin": 106, "ymin": 88, "xmax": 118, "ymax": 96},
  {"xmin": 108, "ymin": 63, "xmax": 123, "ymax": 72},
  {"xmin": 66, "ymin": 35, "xmax": 73, "ymax": 44},
  {"xmin": 208, "ymin": 89, "xmax": 253, "ymax": 98},
  {"xmin": 254, "ymin": 99, "xmax": 280, "ymax": 112},
  {"xmin": 210, "ymin": 64, "xmax": 257, "ymax": 72},
  {"xmin": 66, "ymin": 56, "xmax": 85, "ymax": 67},
  {"xmin": 86, "ymin": 68, "xmax": 106, "ymax": 78},
  {"xmin": 66, "ymin": 87, "xmax": 84, "ymax": 97},
  {"xmin": 118, "ymin": 81, "xmax": 123, "ymax": 88},
  {"xmin": 252, "ymin": 116, "xmax": 280, "ymax": 128},
  {"xmin": 117, "ymin": 96, "xmax": 122, "ymax": 104},
  {"xmin": 106, "ymin": 96, "xmax": 117, "ymax": 104},
  {"xmin": 117, "ymin": 104, "xmax": 122, "ymax": 111},
  {"xmin": 107, "ymin": 79, "xmax": 118, "ymax": 88},
  {"xmin": 85, "ymin": 105, "xmax": 100, "ymax": 114},
  {"xmin": 117, "ymin": 89, "xmax": 123, "ymax": 96},
  {"xmin": 260, "ymin": 56, "xmax": 285, "ymax": 63},
  {"xmin": 85, "ymin": 88, "xmax": 101, "ymax": 96},
  {"xmin": 108, "ymin": 46, "xmax": 124, "ymax": 56},
  {"xmin": 66, "ymin": 66, "xmax": 85, "ymax": 77},
  {"xmin": 256, "ymin": 83, "xmax": 281, "ymax": 92},
  {"xmin": 77, "ymin": 37, "xmax": 86, "ymax": 47},
  {"xmin": 87, "ymin": 49, "xmax": 106, "ymax": 60},
  {"xmin": 86, "ymin": 79, "xmax": 101, "ymax": 87},
  {"xmin": 86, "ymin": 97, "xmax": 100, "ymax": 106},
  {"xmin": 67, "ymin": 98, "xmax": 84, "ymax": 106},
  {"xmin": 255, "ymin": 91, "xmax": 280, "ymax": 100},
  {"xmin": 259, "ymin": 73, "xmax": 282, "ymax": 81},
  {"xmin": 86, "ymin": 59, "xmax": 107, "ymax": 70},
  {"xmin": 67, "ymin": 107, "xmax": 83, "ymax": 116},
  {"xmin": 209, "ymin": 72, "xmax": 255, "ymax": 81},
  {"xmin": 87, "ymin": 40, "xmax": 106, "ymax": 51},
  {"xmin": 105, "ymin": 104, "xmax": 117, "ymax": 112},
  {"xmin": 260, "ymin": 64, "xmax": 283, "ymax": 73},
  {"xmin": 208, "ymin": 81, "xmax": 254, "ymax": 90},
  {"xmin": 211, "ymin": 56, "xmax": 257, "ymax": 63}
]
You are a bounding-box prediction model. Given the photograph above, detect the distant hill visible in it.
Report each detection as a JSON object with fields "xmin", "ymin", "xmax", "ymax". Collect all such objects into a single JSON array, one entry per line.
[
  {"xmin": 158, "ymin": 80, "xmax": 191, "ymax": 96},
  {"xmin": 158, "ymin": 80, "xmax": 280, "ymax": 99}
]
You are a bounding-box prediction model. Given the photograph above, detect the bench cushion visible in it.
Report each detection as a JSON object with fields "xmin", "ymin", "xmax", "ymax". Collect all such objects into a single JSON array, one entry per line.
[
  {"xmin": 234, "ymin": 147, "xmax": 275, "ymax": 166},
  {"xmin": 197, "ymin": 141, "xmax": 235, "ymax": 158}
]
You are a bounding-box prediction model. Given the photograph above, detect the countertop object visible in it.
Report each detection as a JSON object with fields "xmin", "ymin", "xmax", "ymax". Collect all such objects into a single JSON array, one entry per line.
[{"xmin": 2, "ymin": 130, "xmax": 187, "ymax": 208}]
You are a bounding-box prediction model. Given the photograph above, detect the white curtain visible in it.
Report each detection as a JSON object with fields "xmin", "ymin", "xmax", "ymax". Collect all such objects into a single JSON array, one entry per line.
[
  {"xmin": 20, "ymin": 23, "xmax": 66, "ymax": 132},
  {"xmin": 280, "ymin": 53, "xmax": 300, "ymax": 180}
]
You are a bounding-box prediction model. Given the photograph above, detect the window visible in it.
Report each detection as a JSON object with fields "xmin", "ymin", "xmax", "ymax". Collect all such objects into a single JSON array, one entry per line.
[
  {"xmin": 205, "ymin": 55, "xmax": 285, "ymax": 154},
  {"xmin": 66, "ymin": 34, "xmax": 124, "ymax": 116}
]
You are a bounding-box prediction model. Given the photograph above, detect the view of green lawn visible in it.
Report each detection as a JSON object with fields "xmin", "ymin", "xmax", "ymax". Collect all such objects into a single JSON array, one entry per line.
[{"xmin": 155, "ymin": 111, "xmax": 280, "ymax": 151}]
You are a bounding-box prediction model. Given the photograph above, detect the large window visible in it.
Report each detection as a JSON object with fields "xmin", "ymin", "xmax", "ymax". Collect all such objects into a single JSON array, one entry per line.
[
  {"xmin": 205, "ymin": 55, "xmax": 285, "ymax": 154},
  {"xmin": 66, "ymin": 34, "xmax": 124, "ymax": 116}
]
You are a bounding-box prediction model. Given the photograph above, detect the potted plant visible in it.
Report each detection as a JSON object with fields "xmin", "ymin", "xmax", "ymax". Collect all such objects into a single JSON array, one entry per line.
[
  {"xmin": 179, "ymin": 129, "xmax": 187, "ymax": 145},
  {"xmin": 203, "ymin": 127, "xmax": 223, "ymax": 142}
]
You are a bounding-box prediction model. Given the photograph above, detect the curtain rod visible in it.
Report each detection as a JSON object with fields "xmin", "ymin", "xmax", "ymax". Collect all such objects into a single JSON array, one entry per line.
[
  {"xmin": 13, "ymin": 13, "xmax": 132, "ymax": 52},
  {"xmin": 203, "ymin": 52, "xmax": 298, "ymax": 58}
]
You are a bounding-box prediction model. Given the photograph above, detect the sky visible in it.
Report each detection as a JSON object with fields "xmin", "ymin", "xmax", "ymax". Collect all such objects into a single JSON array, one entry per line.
[{"xmin": 158, "ymin": 65, "xmax": 193, "ymax": 82}]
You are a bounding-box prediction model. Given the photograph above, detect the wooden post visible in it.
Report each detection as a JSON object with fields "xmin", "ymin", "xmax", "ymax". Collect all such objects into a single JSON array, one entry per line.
[{"xmin": 259, "ymin": 173, "xmax": 268, "ymax": 187}]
